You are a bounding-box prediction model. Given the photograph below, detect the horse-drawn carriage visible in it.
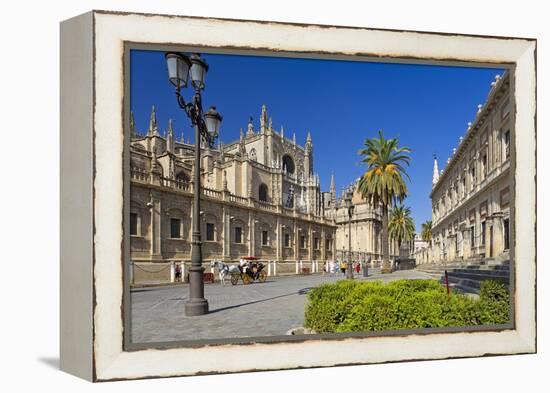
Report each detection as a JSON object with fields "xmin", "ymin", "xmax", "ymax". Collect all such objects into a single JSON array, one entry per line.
[
  {"xmin": 231, "ymin": 256, "xmax": 267, "ymax": 285},
  {"xmin": 210, "ymin": 256, "xmax": 267, "ymax": 285}
]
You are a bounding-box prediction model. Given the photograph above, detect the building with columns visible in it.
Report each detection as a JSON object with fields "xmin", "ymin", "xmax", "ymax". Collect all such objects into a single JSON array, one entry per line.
[
  {"xmin": 322, "ymin": 178, "xmax": 398, "ymax": 266},
  {"xmin": 420, "ymin": 72, "xmax": 512, "ymax": 265},
  {"xmin": 129, "ymin": 105, "xmax": 337, "ymax": 283}
]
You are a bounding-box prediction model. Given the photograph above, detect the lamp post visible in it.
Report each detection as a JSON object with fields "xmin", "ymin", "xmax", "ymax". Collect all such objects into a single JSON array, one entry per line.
[
  {"xmin": 344, "ymin": 187, "xmax": 355, "ymax": 279},
  {"xmin": 165, "ymin": 52, "xmax": 222, "ymax": 316}
]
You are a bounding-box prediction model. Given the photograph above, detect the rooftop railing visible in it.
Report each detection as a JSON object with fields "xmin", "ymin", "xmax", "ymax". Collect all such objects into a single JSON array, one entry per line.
[{"xmin": 130, "ymin": 168, "xmax": 332, "ymax": 224}]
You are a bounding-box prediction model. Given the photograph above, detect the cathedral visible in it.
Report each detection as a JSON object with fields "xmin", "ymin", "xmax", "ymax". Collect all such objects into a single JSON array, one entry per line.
[{"xmin": 129, "ymin": 104, "xmax": 385, "ymax": 284}]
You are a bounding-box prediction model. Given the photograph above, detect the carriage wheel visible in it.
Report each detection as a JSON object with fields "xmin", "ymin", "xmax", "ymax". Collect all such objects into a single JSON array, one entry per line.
[
  {"xmin": 230, "ymin": 273, "xmax": 239, "ymax": 286},
  {"xmin": 242, "ymin": 274, "xmax": 251, "ymax": 285},
  {"xmin": 258, "ymin": 270, "xmax": 267, "ymax": 283}
]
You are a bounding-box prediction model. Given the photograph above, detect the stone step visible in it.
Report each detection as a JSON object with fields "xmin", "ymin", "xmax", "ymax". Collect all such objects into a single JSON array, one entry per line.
[
  {"xmin": 443, "ymin": 276, "xmax": 482, "ymax": 289},
  {"xmin": 417, "ymin": 264, "xmax": 509, "ymax": 274},
  {"xmin": 430, "ymin": 269, "xmax": 509, "ymax": 281},
  {"xmin": 450, "ymin": 269, "xmax": 509, "ymax": 278},
  {"xmin": 447, "ymin": 273, "xmax": 509, "ymax": 284},
  {"xmin": 439, "ymin": 279, "xmax": 480, "ymax": 295},
  {"xmin": 453, "ymin": 283, "xmax": 481, "ymax": 295},
  {"xmin": 417, "ymin": 266, "xmax": 464, "ymax": 273}
]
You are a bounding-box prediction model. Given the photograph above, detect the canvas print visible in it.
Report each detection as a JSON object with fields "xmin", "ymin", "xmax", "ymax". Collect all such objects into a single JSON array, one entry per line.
[{"xmin": 126, "ymin": 48, "xmax": 513, "ymax": 345}]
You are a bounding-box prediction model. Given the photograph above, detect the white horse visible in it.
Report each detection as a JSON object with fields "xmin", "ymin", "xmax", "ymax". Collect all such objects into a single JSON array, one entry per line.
[{"xmin": 210, "ymin": 260, "xmax": 239, "ymax": 285}]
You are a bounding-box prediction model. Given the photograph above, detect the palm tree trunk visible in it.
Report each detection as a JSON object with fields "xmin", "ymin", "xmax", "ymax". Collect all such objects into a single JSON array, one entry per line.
[
  {"xmin": 381, "ymin": 205, "xmax": 392, "ymax": 273},
  {"xmin": 397, "ymin": 239, "xmax": 402, "ymax": 256}
]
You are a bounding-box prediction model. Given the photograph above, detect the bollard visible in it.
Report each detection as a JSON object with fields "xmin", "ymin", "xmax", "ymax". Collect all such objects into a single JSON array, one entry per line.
[{"xmin": 170, "ymin": 261, "xmax": 175, "ymax": 283}]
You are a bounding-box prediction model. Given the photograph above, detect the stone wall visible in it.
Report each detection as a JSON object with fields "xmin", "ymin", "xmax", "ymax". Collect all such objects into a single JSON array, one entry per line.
[{"xmin": 131, "ymin": 260, "xmax": 328, "ymax": 285}]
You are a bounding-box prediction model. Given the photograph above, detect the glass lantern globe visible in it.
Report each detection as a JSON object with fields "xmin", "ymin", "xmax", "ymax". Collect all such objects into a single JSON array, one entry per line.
[
  {"xmin": 204, "ymin": 106, "xmax": 222, "ymax": 140},
  {"xmin": 165, "ymin": 52, "xmax": 191, "ymax": 89},
  {"xmin": 189, "ymin": 54, "xmax": 209, "ymax": 90}
]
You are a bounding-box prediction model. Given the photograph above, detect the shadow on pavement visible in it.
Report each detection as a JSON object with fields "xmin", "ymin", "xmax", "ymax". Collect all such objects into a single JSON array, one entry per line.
[{"xmin": 209, "ymin": 287, "xmax": 313, "ymax": 314}]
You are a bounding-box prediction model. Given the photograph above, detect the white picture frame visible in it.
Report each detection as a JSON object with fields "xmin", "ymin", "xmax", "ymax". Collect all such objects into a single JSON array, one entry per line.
[{"xmin": 60, "ymin": 10, "xmax": 536, "ymax": 381}]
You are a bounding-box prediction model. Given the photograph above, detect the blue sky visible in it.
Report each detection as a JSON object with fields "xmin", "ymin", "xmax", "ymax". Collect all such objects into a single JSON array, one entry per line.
[{"xmin": 130, "ymin": 49, "xmax": 504, "ymax": 232}]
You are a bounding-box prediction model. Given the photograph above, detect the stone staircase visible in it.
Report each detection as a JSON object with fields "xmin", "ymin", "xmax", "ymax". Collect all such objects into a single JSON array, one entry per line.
[{"xmin": 416, "ymin": 259, "xmax": 510, "ymax": 295}]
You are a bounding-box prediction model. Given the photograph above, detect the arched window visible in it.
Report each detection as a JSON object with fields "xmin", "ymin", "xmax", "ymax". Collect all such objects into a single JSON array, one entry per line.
[
  {"xmin": 282, "ymin": 154, "xmax": 295, "ymax": 174},
  {"xmin": 259, "ymin": 183, "xmax": 268, "ymax": 202},
  {"xmin": 249, "ymin": 148, "xmax": 257, "ymax": 161}
]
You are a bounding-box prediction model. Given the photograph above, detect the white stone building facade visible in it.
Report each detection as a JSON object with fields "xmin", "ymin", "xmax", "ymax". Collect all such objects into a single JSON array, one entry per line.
[
  {"xmin": 416, "ymin": 72, "xmax": 513, "ymax": 265},
  {"xmin": 323, "ymin": 181, "xmax": 398, "ymax": 265}
]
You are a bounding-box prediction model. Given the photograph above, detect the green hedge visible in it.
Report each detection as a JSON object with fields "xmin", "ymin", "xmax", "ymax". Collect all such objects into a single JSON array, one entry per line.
[{"xmin": 304, "ymin": 279, "xmax": 510, "ymax": 333}]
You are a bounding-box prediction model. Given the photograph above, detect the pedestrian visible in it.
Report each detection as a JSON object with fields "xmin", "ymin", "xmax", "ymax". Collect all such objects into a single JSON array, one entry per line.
[
  {"xmin": 340, "ymin": 260, "xmax": 346, "ymax": 276},
  {"xmin": 239, "ymin": 258, "xmax": 248, "ymax": 274},
  {"xmin": 175, "ymin": 263, "xmax": 182, "ymax": 282},
  {"xmin": 355, "ymin": 261, "xmax": 360, "ymax": 274},
  {"xmin": 323, "ymin": 261, "xmax": 327, "ymax": 275}
]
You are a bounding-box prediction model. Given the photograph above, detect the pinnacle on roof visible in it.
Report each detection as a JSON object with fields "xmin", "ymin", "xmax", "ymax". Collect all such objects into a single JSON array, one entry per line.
[
  {"xmin": 432, "ymin": 154, "xmax": 440, "ymax": 187},
  {"xmin": 247, "ymin": 116, "xmax": 254, "ymax": 137},
  {"xmin": 148, "ymin": 105, "xmax": 159, "ymax": 136},
  {"xmin": 130, "ymin": 111, "xmax": 136, "ymax": 137}
]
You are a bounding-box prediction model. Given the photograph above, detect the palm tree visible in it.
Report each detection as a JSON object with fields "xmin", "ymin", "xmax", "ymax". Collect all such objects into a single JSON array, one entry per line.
[
  {"xmin": 421, "ymin": 220, "xmax": 433, "ymax": 243},
  {"xmin": 357, "ymin": 130, "xmax": 411, "ymax": 273},
  {"xmin": 389, "ymin": 205, "xmax": 416, "ymax": 252},
  {"xmin": 421, "ymin": 220, "xmax": 433, "ymax": 264}
]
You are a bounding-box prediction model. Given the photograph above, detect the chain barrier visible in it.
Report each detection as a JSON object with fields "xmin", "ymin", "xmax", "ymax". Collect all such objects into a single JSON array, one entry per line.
[{"xmin": 133, "ymin": 263, "xmax": 172, "ymax": 274}]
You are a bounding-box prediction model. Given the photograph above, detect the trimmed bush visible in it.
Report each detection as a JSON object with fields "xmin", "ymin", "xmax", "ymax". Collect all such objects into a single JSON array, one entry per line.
[
  {"xmin": 304, "ymin": 279, "xmax": 510, "ymax": 333},
  {"xmin": 478, "ymin": 280, "xmax": 511, "ymax": 324}
]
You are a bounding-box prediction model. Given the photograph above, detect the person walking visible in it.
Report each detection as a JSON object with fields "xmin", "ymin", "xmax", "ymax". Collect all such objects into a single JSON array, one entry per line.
[{"xmin": 340, "ymin": 260, "xmax": 347, "ymax": 276}]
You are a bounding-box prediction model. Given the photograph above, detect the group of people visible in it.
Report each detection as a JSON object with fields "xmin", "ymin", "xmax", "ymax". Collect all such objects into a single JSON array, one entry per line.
[{"xmin": 323, "ymin": 260, "xmax": 363, "ymax": 275}]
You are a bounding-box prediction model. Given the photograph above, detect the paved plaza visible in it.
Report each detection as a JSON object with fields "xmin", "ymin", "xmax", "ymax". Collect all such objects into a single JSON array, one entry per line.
[{"xmin": 131, "ymin": 269, "xmax": 434, "ymax": 343}]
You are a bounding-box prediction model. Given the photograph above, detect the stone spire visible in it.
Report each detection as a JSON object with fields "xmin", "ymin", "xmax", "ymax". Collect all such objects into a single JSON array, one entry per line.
[
  {"xmin": 246, "ymin": 116, "xmax": 254, "ymax": 137},
  {"xmin": 432, "ymin": 154, "xmax": 440, "ymax": 186},
  {"xmin": 304, "ymin": 131, "xmax": 313, "ymax": 176},
  {"xmin": 239, "ymin": 129, "xmax": 247, "ymax": 155},
  {"xmin": 148, "ymin": 106, "xmax": 159, "ymax": 136},
  {"xmin": 268, "ymin": 117, "xmax": 273, "ymax": 135},
  {"xmin": 130, "ymin": 111, "xmax": 136, "ymax": 138},
  {"xmin": 292, "ymin": 132, "xmax": 296, "ymax": 145},
  {"xmin": 305, "ymin": 131, "xmax": 313, "ymax": 152},
  {"xmin": 280, "ymin": 125, "xmax": 284, "ymax": 138},
  {"xmin": 180, "ymin": 129, "xmax": 185, "ymax": 144},
  {"xmin": 260, "ymin": 105, "xmax": 267, "ymax": 134},
  {"xmin": 330, "ymin": 173, "xmax": 335, "ymax": 195},
  {"xmin": 166, "ymin": 119, "xmax": 174, "ymax": 153}
]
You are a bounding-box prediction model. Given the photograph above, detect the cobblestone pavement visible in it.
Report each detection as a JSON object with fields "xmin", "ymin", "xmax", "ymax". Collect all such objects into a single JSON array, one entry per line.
[{"xmin": 131, "ymin": 269, "xmax": 434, "ymax": 344}]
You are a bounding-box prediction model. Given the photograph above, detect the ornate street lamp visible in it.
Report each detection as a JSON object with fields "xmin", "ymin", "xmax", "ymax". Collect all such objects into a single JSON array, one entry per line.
[
  {"xmin": 165, "ymin": 52, "xmax": 222, "ymax": 316},
  {"xmin": 344, "ymin": 188, "xmax": 355, "ymax": 279}
]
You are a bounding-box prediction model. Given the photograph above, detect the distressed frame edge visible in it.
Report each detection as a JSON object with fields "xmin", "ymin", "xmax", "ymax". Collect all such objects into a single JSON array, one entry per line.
[
  {"xmin": 59, "ymin": 11, "xmax": 95, "ymax": 381},
  {"xmin": 89, "ymin": 11, "xmax": 536, "ymax": 381},
  {"xmin": 122, "ymin": 41, "xmax": 517, "ymax": 351}
]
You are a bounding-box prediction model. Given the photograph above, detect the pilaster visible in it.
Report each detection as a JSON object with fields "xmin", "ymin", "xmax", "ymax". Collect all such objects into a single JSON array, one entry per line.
[{"xmin": 149, "ymin": 195, "xmax": 162, "ymax": 260}]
